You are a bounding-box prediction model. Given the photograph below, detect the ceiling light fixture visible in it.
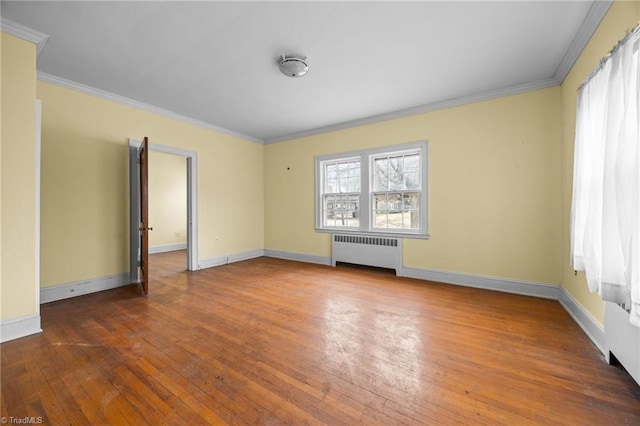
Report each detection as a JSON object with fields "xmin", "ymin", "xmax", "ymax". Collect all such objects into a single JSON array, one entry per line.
[{"xmin": 278, "ymin": 54, "xmax": 309, "ymax": 78}]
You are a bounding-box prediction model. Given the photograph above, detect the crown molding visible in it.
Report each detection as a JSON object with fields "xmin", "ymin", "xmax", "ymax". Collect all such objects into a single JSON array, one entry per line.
[
  {"xmin": 38, "ymin": 74, "xmax": 558, "ymax": 147},
  {"xmin": 553, "ymin": 0, "xmax": 613, "ymax": 84},
  {"xmin": 264, "ymin": 77, "xmax": 559, "ymax": 144},
  {"xmin": 36, "ymin": 71, "xmax": 264, "ymax": 144},
  {"xmin": 1, "ymin": 17, "xmax": 49, "ymax": 58}
]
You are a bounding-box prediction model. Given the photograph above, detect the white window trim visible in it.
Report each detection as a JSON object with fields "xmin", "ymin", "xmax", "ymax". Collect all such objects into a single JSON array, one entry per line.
[{"xmin": 315, "ymin": 141, "xmax": 429, "ymax": 239}]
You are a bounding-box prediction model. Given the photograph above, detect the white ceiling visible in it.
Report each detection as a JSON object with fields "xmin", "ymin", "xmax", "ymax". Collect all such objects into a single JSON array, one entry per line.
[{"xmin": 1, "ymin": 1, "xmax": 609, "ymax": 143}]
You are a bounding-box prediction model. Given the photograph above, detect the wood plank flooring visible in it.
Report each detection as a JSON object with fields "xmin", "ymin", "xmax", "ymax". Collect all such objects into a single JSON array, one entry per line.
[{"xmin": 2, "ymin": 251, "xmax": 640, "ymax": 424}]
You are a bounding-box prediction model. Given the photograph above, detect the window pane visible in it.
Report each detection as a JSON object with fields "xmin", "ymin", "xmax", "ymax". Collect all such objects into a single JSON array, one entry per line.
[
  {"xmin": 404, "ymin": 154, "xmax": 419, "ymax": 173},
  {"xmin": 323, "ymin": 194, "xmax": 359, "ymax": 228},
  {"xmin": 373, "ymin": 193, "xmax": 387, "ymax": 211},
  {"xmin": 375, "ymin": 211, "xmax": 411, "ymax": 229},
  {"xmin": 347, "ymin": 177, "xmax": 360, "ymax": 193},
  {"xmin": 404, "ymin": 172, "xmax": 420, "ymax": 190},
  {"xmin": 373, "ymin": 153, "xmax": 421, "ymax": 191},
  {"xmin": 372, "ymin": 192, "xmax": 420, "ymax": 230},
  {"xmin": 403, "ymin": 193, "xmax": 419, "ymax": 209},
  {"xmin": 326, "ymin": 164, "xmax": 337, "ymax": 177},
  {"xmin": 388, "ymin": 156, "xmax": 403, "ymax": 190},
  {"xmin": 325, "ymin": 178, "xmax": 337, "ymax": 193},
  {"xmin": 374, "ymin": 211, "xmax": 389, "ymax": 228},
  {"xmin": 373, "ymin": 158, "xmax": 388, "ymax": 191},
  {"xmin": 324, "ymin": 160, "xmax": 360, "ymax": 194},
  {"xmin": 404, "ymin": 154, "xmax": 420, "ymax": 190}
]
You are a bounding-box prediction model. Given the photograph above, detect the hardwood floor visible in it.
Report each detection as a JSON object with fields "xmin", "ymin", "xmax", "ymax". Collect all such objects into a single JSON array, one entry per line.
[{"xmin": 2, "ymin": 251, "xmax": 640, "ymax": 425}]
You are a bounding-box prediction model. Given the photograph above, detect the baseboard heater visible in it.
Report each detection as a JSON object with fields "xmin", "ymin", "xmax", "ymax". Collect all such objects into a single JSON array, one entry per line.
[
  {"xmin": 331, "ymin": 234, "xmax": 403, "ymax": 276},
  {"xmin": 605, "ymin": 302, "xmax": 640, "ymax": 386}
]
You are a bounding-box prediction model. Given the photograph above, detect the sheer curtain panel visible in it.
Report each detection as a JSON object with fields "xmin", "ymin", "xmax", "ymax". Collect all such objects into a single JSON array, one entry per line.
[{"xmin": 570, "ymin": 26, "xmax": 640, "ymax": 326}]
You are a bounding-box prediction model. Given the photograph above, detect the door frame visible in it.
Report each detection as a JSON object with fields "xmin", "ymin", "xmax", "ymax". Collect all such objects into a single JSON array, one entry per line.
[{"xmin": 129, "ymin": 139, "xmax": 198, "ymax": 277}]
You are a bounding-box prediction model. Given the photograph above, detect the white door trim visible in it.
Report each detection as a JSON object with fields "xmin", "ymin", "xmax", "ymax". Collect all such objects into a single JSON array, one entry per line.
[{"xmin": 35, "ymin": 100, "xmax": 42, "ymax": 310}]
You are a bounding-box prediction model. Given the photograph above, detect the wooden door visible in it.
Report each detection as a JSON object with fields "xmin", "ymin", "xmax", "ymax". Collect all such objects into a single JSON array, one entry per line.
[{"xmin": 139, "ymin": 137, "xmax": 150, "ymax": 295}]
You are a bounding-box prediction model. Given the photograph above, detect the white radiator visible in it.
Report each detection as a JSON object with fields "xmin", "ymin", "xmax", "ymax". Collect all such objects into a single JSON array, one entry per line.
[
  {"xmin": 605, "ymin": 302, "xmax": 640, "ymax": 386},
  {"xmin": 331, "ymin": 234, "xmax": 403, "ymax": 276}
]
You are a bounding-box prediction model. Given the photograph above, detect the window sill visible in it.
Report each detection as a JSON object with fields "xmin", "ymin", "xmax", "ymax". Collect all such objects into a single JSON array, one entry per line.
[{"xmin": 315, "ymin": 228, "xmax": 430, "ymax": 240}]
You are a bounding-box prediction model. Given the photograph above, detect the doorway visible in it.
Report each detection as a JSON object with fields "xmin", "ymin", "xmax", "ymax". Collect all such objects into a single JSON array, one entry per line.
[
  {"xmin": 148, "ymin": 150, "xmax": 188, "ymax": 267},
  {"xmin": 129, "ymin": 139, "xmax": 198, "ymax": 287}
]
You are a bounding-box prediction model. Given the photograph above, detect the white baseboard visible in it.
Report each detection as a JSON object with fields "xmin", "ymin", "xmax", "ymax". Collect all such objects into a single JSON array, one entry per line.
[
  {"xmin": 1, "ymin": 314, "xmax": 42, "ymax": 343},
  {"xmin": 40, "ymin": 273, "xmax": 131, "ymax": 304},
  {"xmin": 149, "ymin": 242, "xmax": 187, "ymax": 254},
  {"xmin": 403, "ymin": 266, "xmax": 560, "ymax": 300},
  {"xmin": 263, "ymin": 249, "xmax": 331, "ymax": 266},
  {"xmin": 560, "ymin": 288, "xmax": 605, "ymax": 355},
  {"xmin": 198, "ymin": 249, "xmax": 265, "ymax": 270}
]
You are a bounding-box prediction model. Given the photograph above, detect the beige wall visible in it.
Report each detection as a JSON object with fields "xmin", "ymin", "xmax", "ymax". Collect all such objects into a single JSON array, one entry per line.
[
  {"xmin": 148, "ymin": 151, "xmax": 187, "ymax": 248},
  {"xmin": 265, "ymin": 87, "xmax": 562, "ymax": 285},
  {"xmin": 37, "ymin": 81, "xmax": 264, "ymax": 288},
  {"xmin": 1, "ymin": 33, "xmax": 38, "ymax": 320},
  {"xmin": 560, "ymin": 0, "xmax": 640, "ymax": 324}
]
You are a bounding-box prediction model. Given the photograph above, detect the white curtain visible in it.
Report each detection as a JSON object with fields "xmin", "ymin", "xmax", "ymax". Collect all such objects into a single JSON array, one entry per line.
[{"xmin": 570, "ymin": 27, "xmax": 640, "ymax": 326}]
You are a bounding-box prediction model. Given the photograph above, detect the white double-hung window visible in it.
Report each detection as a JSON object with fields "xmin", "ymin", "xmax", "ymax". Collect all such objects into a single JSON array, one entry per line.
[
  {"xmin": 315, "ymin": 141, "xmax": 428, "ymax": 238},
  {"xmin": 321, "ymin": 158, "xmax": 362, "ymax": 228}
]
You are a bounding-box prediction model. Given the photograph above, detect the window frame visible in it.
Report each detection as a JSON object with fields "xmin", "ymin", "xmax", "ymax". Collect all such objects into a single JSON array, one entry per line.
[{"xmin": 315, "ymin": 141, "xmax": 429, "ymax": 239}]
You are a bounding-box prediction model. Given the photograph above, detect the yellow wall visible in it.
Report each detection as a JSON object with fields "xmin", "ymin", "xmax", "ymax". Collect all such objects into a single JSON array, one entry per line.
[
  {"xmin": 1, "ymin": 31, "xmax": 3, "ymax": 320},
  {"xmin": 265, "ymin": 87, "xmax": 562, "ymax": 285},
  {"xmin": 1, "ymin": 33, "xmax": 38, "ymax": 320},
  {"xmin": 37, "ymin": 81, "xmax": 264, "ymax": 287},
  {"xmin": 560, "ymin": 0, "xmax": 640, "ymax": 324},
  {"xmin": 148, "ymin": 151, "xmax": 187, "ymax": 248}
]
